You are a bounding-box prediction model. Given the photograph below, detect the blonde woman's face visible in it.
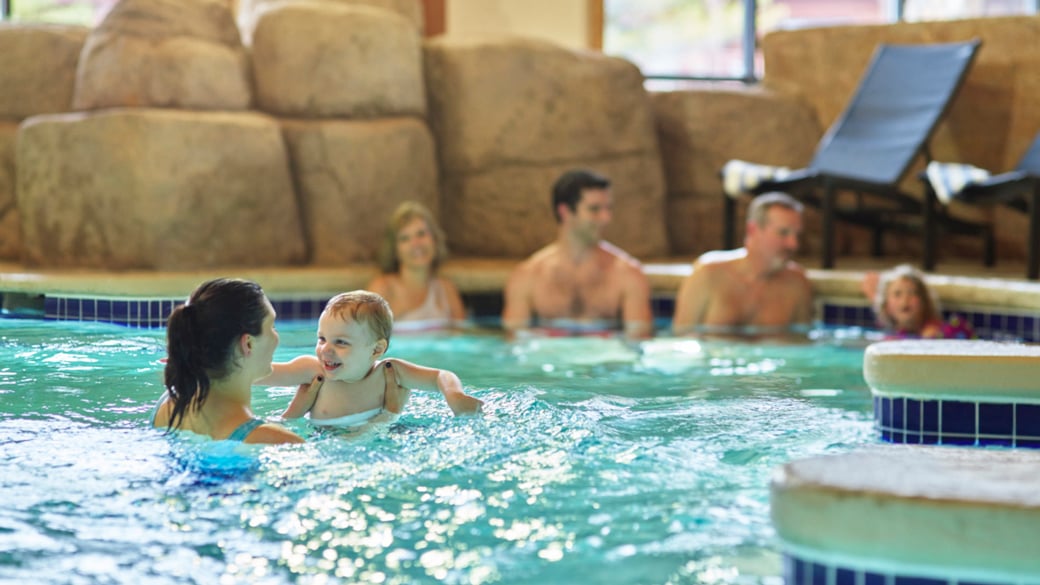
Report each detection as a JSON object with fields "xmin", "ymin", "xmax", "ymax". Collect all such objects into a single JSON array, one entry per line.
[
  {"xmin": 395, "ymin": 217, "xmax": 436, "ymax": 270},
  {"xmin": 884, "ymin": 277, "xmax": 924, "ymax": 331}
]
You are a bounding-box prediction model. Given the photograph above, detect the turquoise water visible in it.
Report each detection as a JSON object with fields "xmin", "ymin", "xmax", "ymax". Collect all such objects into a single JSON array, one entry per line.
[{"xmin": 0, "ymin": 318, "xmax": 874, "ymax": 584}]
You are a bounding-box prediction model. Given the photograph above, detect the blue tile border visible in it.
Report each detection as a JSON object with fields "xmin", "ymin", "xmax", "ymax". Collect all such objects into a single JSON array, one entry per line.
[
  {"xmin": 874, "ymin": 395, "xmax": 1040, "ymax": 448},
  {"xmin": 37, "ymin": 295, "xmax": 334, "ymax": 329},
  {"xmin": 9, "ymin": 292, "xmax": 1040, "ymax": 341},
  {"xmin": 784, "ymin": 553, "xmax": 1030, "ymax": 585}
]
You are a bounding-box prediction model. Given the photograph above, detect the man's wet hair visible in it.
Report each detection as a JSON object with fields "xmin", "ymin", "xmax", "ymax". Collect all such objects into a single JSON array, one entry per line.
[{"xmin": 552, "ymin": 169, "xmax": 611, "ymax": 222}]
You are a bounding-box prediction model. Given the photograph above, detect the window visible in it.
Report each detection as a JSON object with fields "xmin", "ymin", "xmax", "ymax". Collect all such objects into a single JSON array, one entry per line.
[
  {"xmin": 602, "ymin": 0, "xmax": 1039, "ymax": 85},
  {"xmin": 3, "ymin": 0, "xmax": 115, "ymax": 25}
]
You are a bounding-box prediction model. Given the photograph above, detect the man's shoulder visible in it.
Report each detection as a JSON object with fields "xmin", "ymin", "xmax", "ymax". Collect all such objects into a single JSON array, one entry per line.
[
  {"xmin": 598, "ymin": 241, "xmax": 643, "ymax": 269},
  {"xmin": 780, "ymin": 260, "xmax": 811, "ymax": 281},
  {"xmin": 695, "ymin": 248, "xmax": 747, "ymax": 268},
  {"xmin": 514, "ymin": 245, "xmax": 557, "ymax": 271}
]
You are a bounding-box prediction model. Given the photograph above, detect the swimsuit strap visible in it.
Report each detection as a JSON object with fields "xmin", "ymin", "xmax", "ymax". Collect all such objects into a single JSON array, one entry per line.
[
  {"xmin": 149, "ymin": 392, "xmax": 168, "ymax": 426},
  {"xmin": 382, "ymin": 361, "xmax": 389, "ymax": 410},
  {"xmin": 226, "ymin": 418, "xmax": 265, "ymax": 442}
]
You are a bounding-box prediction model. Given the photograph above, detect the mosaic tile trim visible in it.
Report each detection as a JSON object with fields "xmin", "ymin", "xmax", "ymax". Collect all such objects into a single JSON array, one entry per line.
[
  {"xmin": 820, "ymin": 302, "xmax": 1038, "ymax": 342},
  {"xmin": 784, "ymin": 553, "xmax": 1030, "ymax": 585},
  {"xmin": 10, "ymin": 293, "xmax": 1039, "ymax": 341},
  {"xmin": 40, "ymin": 296, "xmax": 332, "ymax": 329},
  {"xmin": 874, "ymin": 395, "xmax": 1040, "ymax": 448}
]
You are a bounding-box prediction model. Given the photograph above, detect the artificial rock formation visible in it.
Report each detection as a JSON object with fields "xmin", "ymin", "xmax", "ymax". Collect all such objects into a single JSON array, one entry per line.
[
  {"xmin": 0, "ymin": 122, "xmax": 19, "ymax": 260},
  {"xmin": 17, "ymin": 109, "xmax": 305, "ymax": 270},
  {"xmin": 652, "ymin": 85, "xmax": 822, "ymax": 255},
  {"xmin": 280, "ymin": 117, "xmax": 439, "ymax": 264},
  {"xmin": 0, "ymin": 24, "xmax": 89, "ymax": 120},
  {"xmin": 237, "ymin": 0, "xmax": 424, "ymax": 45},
  {"xmin": 73, "ymin": 0, "xmax": 252, "ymax": 111},
  {"xmin": 0, "ymin": 24, "xmax": 89, "ymax": 261},
  {"xmin": 425, "ymin": 37, "xmax": 668, "ymax": 258},
  {"xmin": 251, "ymin": 2, "xmax": 425, "ymax": 118}
]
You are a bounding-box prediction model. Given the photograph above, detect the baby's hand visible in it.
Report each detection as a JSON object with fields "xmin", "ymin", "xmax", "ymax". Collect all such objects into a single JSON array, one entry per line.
[{"xmin": 860, "ymin": 271, "xmax": 880, "ymax": 300}]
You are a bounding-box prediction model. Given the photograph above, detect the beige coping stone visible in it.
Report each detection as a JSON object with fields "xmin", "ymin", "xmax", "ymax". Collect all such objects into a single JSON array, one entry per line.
[
  {"xmin": 2, "ymin": 260, "xmax": 1040, "ymax": 311},
  {"xmin": 864, "ymin": 339, "xmax": 1040, "ymax": 402},
  {"xmin": 772, "ymin": 445, "xmax": 1040, "ymax": 581}
]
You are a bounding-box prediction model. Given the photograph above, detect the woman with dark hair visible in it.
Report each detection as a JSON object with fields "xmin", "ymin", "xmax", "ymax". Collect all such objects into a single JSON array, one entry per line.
[
  {"xmin": 150, "ymin": 278, "xmax": 303, "ymax": 444},
  {"xmin": 366, "ymin": 201, "xmax": 466, "ymax": 332}
]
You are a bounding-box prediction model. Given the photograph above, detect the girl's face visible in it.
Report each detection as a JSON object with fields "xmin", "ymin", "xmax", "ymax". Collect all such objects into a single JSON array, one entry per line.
[
  {"xmin": 395, "ymin": 217, "xmax": 436, "ymax": 271},
  {"xmin": 884, "ymin": 276, "xmax": 924, "ymax": 331},
  {"xmin": 315, "ymin": 312, "xmax": 385, "ymax": 382}
]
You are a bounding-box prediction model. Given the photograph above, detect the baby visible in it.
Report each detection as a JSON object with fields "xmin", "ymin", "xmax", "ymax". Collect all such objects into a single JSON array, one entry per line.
[
  {"xmin": 259, "ymin": 290, "xmax": 482, "ymax": 427},
  {"xmin": 862, "ymin": 264, "xmax": 974, "ymax": 339}
]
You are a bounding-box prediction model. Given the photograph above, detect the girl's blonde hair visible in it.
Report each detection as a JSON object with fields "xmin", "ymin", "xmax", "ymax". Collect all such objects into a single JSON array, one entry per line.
[
  {"xmin": 873, "ymin": 264, "xmax": 942, "ymax": 330},
  {"xmin": 378, "ymin": 201, "xmax": 449, "ymax": 274}
]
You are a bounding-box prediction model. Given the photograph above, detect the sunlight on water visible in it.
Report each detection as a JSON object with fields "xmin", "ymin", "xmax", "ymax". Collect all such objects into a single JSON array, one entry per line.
[{"xmin": 0, "ymin": 319, "xmax": 876, "ymax": 584}]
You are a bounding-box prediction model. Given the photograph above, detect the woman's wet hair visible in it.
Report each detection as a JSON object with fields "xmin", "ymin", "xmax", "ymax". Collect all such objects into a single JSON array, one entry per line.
[
  {"xmin": 379, "ymin": 201, "xmax": 449, "ymax": 273},
  {"xmin": 163, "ymin": 278, "xmax": 269, "ymax": 431}
]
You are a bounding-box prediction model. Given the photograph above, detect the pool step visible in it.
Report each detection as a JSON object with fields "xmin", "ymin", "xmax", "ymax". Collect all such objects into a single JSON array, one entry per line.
[
  {"xmin": 863, "ymin": 340, "xmax": 1040, "ymax": 446},
  {"xmin": 771, "ymin": 445, "xmax": 1040, "ymax": 585}
]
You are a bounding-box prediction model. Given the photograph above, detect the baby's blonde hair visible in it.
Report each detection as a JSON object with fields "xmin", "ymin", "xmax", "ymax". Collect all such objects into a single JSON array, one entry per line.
[
  {"xmin": 873, "ymin": 264, "xmax": 942, "ymax": 329},
  {"xmin": 322, "ymin": 290, "xmax": 394, "ymax": 346}
]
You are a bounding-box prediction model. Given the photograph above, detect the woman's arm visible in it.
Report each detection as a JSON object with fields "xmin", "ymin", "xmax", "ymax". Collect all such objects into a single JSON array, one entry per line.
[{"xmin": 440, "ymin": 278, "xmax": 468, "ymax": 321}]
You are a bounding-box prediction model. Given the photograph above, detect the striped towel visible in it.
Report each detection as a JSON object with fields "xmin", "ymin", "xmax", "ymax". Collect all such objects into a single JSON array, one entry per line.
[
  {"xmin": 924, "ymin": 161, "xmax": 991, "ymax": 205},
  {"xmin": 721, "ymin": 159, "xmax": 792, "ymax": 198}
]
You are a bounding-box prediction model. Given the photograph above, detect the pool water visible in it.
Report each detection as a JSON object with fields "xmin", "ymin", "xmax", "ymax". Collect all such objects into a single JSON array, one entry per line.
[{"xmin": 0, "ymin": 319, "xmax": 874, "ymax": 584}]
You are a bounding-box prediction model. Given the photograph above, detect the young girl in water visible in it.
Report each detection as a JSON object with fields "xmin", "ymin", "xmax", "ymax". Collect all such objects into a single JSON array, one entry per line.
[{"xmin": 861, "ymin": 264, "xmax": 974, "ymax": 339}]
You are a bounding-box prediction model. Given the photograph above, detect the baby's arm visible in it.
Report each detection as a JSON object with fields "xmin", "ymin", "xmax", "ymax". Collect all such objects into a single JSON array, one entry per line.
[
  {"xmin": 253, "ymin": 355, "xmax": 323, "ymax": 419},
  {"xmin": 255, "ymin": 355, "xmax": 322, "ymax": 387},
  {"xmin": 388, "ymin": 358, "xmax": 483, "ymax": 416}
]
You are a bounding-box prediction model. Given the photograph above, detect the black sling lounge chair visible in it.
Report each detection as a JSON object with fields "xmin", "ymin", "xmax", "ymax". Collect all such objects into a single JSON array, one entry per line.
[
  {"xmin": 922, "ymin": 133, "xmax": 1040, "ymax": 280},
  {"xmin": 721, "ymin": 39, "xmax": 988, "ymax": 269}
]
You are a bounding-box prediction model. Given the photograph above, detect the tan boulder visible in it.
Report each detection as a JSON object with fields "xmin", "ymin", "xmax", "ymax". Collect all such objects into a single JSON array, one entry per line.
[
  {"xmin": 73, "ymin": 0, "xmax": 251, "ymax": 111},
  {"xmin": 237, "ymin": 0, "xmax": 423, "ymax": 45},
  {"xmin": 280, "ymin": 117, "xmax": 439, "ymax": 265},
  {"xmin": 426, "ymin": 37, "xmax": 667, "ymax": 258},
  {"xmin": 0, "ymin": 121, "xmax": 19, "ymax": 260},
  {"xmin": 441, "ymin": 155, "xmax": 666, "ymax": 258},
  {"xmin": 425, "ymin": 37, "xmax": 660, "ymax": 172},
  {"xmin": 651, "ymin": 85, "xmax": 821, "ymax": 255},
  {"xmin": 0, "ymin": 24, "xmax": 89, "ymax": 120},
  {"xmin": 17, "ymin": 109, "xmax": 304, "ymax": 269},
  {"xmin": 252, "ymin": 2, "xmax": 424, "ymax": 118}
]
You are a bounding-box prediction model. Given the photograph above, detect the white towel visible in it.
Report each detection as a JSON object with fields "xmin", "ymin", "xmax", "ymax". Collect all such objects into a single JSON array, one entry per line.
[
  {"xmin": 721, "ymin": 159, "xmax": 792, "ymax": 198},
  {"xmin": 924, "ymin": 161, "xmax": 991, "ymax": 205}
]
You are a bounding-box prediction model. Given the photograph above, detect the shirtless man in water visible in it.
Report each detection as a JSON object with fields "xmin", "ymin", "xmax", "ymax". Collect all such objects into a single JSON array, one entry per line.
[
  {"xmin": 672, "ymin": 192, "xmax": 813, "ymax": 336},
  {"xmin": 502, "ymin": 169, "xmax": 653, "ymax": 340}
]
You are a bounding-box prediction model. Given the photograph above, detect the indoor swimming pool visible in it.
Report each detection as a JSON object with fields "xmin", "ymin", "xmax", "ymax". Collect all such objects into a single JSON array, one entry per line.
[{"xmin": 0, "ymin": 317, "xmax": 876, "ymax": 584}]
